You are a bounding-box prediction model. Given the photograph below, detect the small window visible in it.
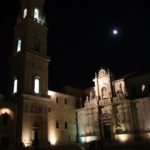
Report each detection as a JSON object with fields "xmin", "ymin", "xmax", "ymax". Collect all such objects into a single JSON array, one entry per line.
[
  {"xmin": 56, "ymin": 121, "xmax": 59, "ymax": 128},
  {"xmin": 56, "ymin": 97, "xmax": 59, "ymax": 104},
  {"xmin": 17, "ymin": 39, "xmax": 22, "ymax": 52},
  {"xmin": 34, "ymin": 77, "xmax": 40, "ymax": 94},
  {"xmin": 142, "ymin": 84, "xmax": 146, "ymax": 93},
  {"xmin": 23, "ymin": 8, "xmax": 27, "ymax": 18},
  {"xmin": 48, "ymin": 107, "xmax": 51, "ymax": 112},
  {"xmin": 13, "ymin": 78, "xmax": 18, "ymax": 94},
  {"xmin": 64, "ymin": 98, "xmax": 67, "ymax": 104},
  {"xmin": 34, "ymin": 8, "xmax": 39, "ymax": 20},
  {"xmin": 65, "ymin": 121, "xmax": 68, "ymax": 129}
]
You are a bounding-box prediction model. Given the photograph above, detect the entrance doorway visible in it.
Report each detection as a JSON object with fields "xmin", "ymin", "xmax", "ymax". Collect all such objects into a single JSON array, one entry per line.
[
  {"xmin": 103, "ymin": 124, "xmax": 111, "ymax": 140},
  {"xmin": 32, "ymin": 127, "xmax": 39, "ymax": 150},
  {"xmin": 32, "ymin": 121, "xmax": 40, "ymax": 148},
  {"xmin": 34, "ymin": 130, "xmax": 39, "ymax": 144}
]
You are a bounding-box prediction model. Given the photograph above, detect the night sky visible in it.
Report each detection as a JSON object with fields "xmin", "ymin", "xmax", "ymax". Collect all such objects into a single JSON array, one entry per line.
[{"xmin": 0, "ymin": 0, "xmax": 149, "ymax": 93}]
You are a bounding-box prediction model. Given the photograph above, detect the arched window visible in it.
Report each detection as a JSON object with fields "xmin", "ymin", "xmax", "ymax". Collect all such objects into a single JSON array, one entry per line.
[
  {"xmin": 119, "ymin": 83, "xmax": 123, "ymax": 92},
  {"xmin": 13, "ymin": 78, "xmax": 18, "ymax": 94},
  {"xmin": 101, "ymin": 87, "xmax": 107, "ymax": 99},
  {"xmin": 34, "ymin": 77, "xmax": 40, "ymax": 94},
  {"xmin": 34, "ymin": 8, "xmax": 39, "ymax": 20},
  {"xmin": 56, "ymin": 121, "xmax": 59, "ymax": 128},
  {"xmin": 65, "ymin": 121, "xmax": 68, "ymax": 129},
  {"xmin": 141, "ymin": 84, "xmax": 146, "ymax": 93},
  {"xmin": 23, "ymin": 8, "xmax": 27, "ymax": 18},
  {"xmin": 64, "ymin": 98, "xmax": 67, "ymax": 104},
  {"xmin": 17, "ymin": 39, "xmax": 22, "ymax": 52},
  {"xmin": 56, "ymin": 97, "xmax": 59, "ymax": 104}
]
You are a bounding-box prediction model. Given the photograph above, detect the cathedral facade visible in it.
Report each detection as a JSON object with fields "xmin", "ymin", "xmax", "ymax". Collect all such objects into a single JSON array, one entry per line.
[
  {"xmin": 77, "ymin": 69, "xmax": 150, "ymax": 143},
  {"xmin": 0, "ymin": 0, "xmax": 150, "ymax": 149}
]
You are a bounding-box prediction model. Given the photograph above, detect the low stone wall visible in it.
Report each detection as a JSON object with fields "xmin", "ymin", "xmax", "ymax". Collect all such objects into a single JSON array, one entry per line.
[
  {"xmin": 79, "ymin": 136, "xmax": 98, "ymax": 143},
  {"xmin": 138, "ymin": 132, "xmax": 150, "ymax": 141},
  {"xmin": 115, "ymin": 132, "xmax": 150, "ymax": 143},
  {"xmin": 115, "ymin": 134, "xmax": 134, "ymax": 143}
]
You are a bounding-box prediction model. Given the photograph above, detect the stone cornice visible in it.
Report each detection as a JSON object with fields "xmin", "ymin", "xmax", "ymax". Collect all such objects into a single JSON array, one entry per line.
[{"xmin": 22, "ymin": 93, "xmax": 50, "ymax": 102}]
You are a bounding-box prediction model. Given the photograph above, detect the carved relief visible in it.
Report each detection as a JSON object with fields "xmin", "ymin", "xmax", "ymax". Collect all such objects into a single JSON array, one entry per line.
[
  {"xmin": 101, "ymin": 113, "xmax": 111, "ymax": 119},
  {"xmin": 98, "ymin": 69, "xmax": 107, "ymax": 78}
]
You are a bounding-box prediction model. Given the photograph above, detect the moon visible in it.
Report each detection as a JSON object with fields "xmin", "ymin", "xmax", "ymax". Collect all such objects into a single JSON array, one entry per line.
[{"xmin": 112, "ymin": 29, "xmax": 118, "ymax": 35}]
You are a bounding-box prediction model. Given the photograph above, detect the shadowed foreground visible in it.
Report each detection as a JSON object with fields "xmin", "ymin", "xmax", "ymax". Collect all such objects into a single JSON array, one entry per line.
[
  {"xmin": 52, "ymin": 141, "xmax": 150, "ymax": 150},
  {"xmin": 22, "ymin": 140, "xmax": 150, "ymax": 150}
]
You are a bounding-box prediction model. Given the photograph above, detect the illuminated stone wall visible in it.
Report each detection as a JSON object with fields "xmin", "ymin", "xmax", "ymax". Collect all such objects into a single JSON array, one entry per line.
[
  {"xmin": 134, "ymin": 97, "xmax": 150, "ymax": 132},
  {"xmin": 21, "ymin": 94, "xmax": 49, "ymax": 147},
  {"xmin": 113, "ymin": 79, "xmax": 126, "ymax": 94},
  {"xmin": 114, "ymin": 100, "xmax": 133, "ymax": 134},
  {"xmin": 77, "ymin": 105, "xmax": 99, "ymax": 143},
  {"xmin": 48, "ymin": 90, "xmax": 77, "ymax": 145},
  {"xmin": 93, "ymin": 69, "xmax": 112, "ymax": 99},
  {"xmin": 77, "ymin": 69, "xmax": 150, "ymax": 143},
  {"xmin": 0, "ymin": 106, "xmax": 16, "ymax": 150}
]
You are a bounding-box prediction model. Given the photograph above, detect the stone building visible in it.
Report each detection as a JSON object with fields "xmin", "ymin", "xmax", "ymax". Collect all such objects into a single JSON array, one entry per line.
[
  {"xmin": 0, "ymin": 0, "xmax": 150, "ymax": 149},
  {"xmin": 77, "ymin": 69, "xmax": 150, "ymax": 143},
  {"xmin": 0, "ymin": 0, "xmax": 77, "ymax": 149}
]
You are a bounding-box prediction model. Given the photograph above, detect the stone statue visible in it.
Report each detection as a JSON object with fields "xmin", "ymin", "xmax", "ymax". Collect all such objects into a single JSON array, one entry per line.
[
  {"xmin": 86, "ymin": 96, "xmax": 89, "ymax": 102},
  {"xmin": 90, "ymin": 91, "xmax": 93, "ymax": 100}
]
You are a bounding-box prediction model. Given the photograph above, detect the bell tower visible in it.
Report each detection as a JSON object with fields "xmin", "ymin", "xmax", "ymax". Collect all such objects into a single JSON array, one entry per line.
[
  {"xmin": 9, "ymin": 0, "xmax": 49, "ymax": 97},
  {"xmin": 8, "ymin": 0, "xmax": 50, "ymax": 148}
]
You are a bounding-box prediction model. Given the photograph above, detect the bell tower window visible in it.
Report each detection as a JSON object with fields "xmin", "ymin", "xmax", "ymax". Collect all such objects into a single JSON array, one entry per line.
[
  {"xmin": 23, "ymin": 8, "xmax": 27, "ymax": 18},
  {"xmin": 13, "ymin": 78, "xmax": 18, "ymax": 94},
  {"xmin": 34, "ymin": 77, "xmax": 40, "ymax": 94},
  {"xmin": 34, "ymin": 8, "xmax": 39, "ymax": 20},
  {"xmin": 17, "ymin": 39, "xmax": 22, "ymax": 52}
]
